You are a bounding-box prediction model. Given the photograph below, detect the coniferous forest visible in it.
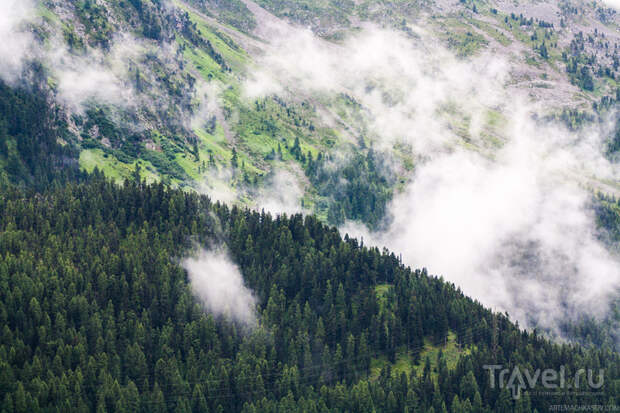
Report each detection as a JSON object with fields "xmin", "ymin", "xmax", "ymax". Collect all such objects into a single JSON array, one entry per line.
[
  {"xmin": 0, "ymin": 80, "xmax": 618, "ymax": 413},
  {"xmin": 2, "ymin": 0, "xmax": 620, "ymax": 411},
  {"xmin": 1, "ymin": 172, "xmax": 619, "ymax": 413}
]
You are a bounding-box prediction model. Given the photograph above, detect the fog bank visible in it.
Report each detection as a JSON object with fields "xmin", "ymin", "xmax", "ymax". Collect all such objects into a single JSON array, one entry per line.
[{"xmin": 247, "ymin": 18, "xmax": 620, "ymax": 332}]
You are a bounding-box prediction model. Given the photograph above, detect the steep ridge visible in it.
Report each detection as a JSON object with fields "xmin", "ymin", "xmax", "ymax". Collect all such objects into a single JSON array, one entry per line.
[
  {"xmin": 1, "ymin": 0, "xmax": 620, "ymax": 380},
  {"xmin": 1, "ymin": 1, "xmax": 620, "ymax": 411},
  {"xmin": 0, "ymin": 173, "xmax": 618, "ymax": 412}
]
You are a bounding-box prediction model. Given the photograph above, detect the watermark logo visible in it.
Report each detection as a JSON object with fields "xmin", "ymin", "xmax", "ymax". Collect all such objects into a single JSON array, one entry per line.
[{"xmin": 483, "ymin": 365, "xmax": 604, "ymax": 400}]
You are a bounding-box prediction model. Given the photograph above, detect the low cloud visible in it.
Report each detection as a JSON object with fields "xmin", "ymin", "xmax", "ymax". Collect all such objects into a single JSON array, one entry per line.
[
  {"xmin": 48, "ymin": 33, "xmax": 148, "ymax": 110},
  {"xmin": 344, "ymin": 108, "xmax": 620, "ymax": 332},
  {"xmin": 190, "ymin": 80, "xmax": 222, "ymax": 131},
  {"xmin": 182, "ymin": 248, "xmax": 257, "ymax": 326},
  {"xmin": 0, "ymin": 0, "xmax": 141, "ymax": 108},
  {"xmin": 198, "ymin": 167, "xmax": 240, "ymax": 204},
  {"xmin": 601, "ymin": 0, "xmax": 620, "ymax": 9},
  {"xmin": 247, "ymin": 15, "xmax": 620, "ymax": 334},
  {"xmin": 0, "ymin": 1, "xmax": 174, "ymax": 113},
  {"xmin": 0, "ymin": 0, "xmax": 36, "ymax": 83},
  {"xmin": 255, "ymin": 169, "xmax": 306, "ymax": 215},
  {"xmin": 382, "ymin": 133, "xmax": 617, "ymax": 324},
  {"xmin": 245, "ymin": 25, "xmax": 507, "ymax": 153}
]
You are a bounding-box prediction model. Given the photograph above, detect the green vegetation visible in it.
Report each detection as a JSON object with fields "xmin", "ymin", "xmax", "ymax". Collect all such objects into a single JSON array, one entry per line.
[
  {"xmin": 470, "ymin": 18, "xmax": 512, "ymax": 47},
  {"xmin": 183, "ymin": 0, "xmax": 257, "ymax": 33},
  {"xmin": 194, "ymin": 126, "xmax": 231, "ymax": 163},
  {"xmin": 413, "ymin": 333, "xmax": 473, "ymax": 376},
  {"xmin": 3, "ymin": 2, "xmax": 620, "ymax": 411},
  {"xmin": 1, "ymin": 173, "xmax": 619, "ymax": 412},
  {"xmin": 0, "ymin": 80, "xmax": 79, "ymax": 188},
  {"xmin": 437, "ymin": 18, "xmax": 489, "ymax": 57},
  {"xmin": 370, "ymin": 332, "xmax": 472, "ymax": 382},
  {"xmin": 79, "ymin": 149, "xmax": 159, "ymax": 184},
  {"xmin": 181, "ymin": 6, "xmax": 249, "ymax": 68},
  {"xmin": 561, "ymin": 29, "xmax": 620, "ymax": 93},
  {"xmin": 597, "ymin": 194, "xmax": 620, "ymax": 246},
  {"xmin": 255, "ymin": 0, "xmax": 354, "ymax": 33},
  {"xmin": 306, "ymin": 149, "xmax": 396, "ymax": 229},
  {"xmin": 370, "ymin": 348, "xmax": 417, "ymax": 380},
  {"xmin": 72, "ymin": 0, "xmax": 117, "ymax": 47}
]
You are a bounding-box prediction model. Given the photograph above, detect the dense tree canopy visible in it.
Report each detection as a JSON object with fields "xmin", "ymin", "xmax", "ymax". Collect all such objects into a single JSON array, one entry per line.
[
  {"xmin": 0, "ymin": 172, "xmax": 618, "ymax": 412},
  {"xmin": 0, "ymin": 79, "xmax": 79, "ymax": 188}
]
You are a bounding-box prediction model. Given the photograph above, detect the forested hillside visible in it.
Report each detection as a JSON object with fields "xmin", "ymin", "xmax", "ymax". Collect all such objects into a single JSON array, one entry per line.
[
  {"xmin": 2, "ymin": 0, "xmax": 620, "ymax": 411},
  {"xmin": 0, "ymin": 174, "xmax": 619, "ymax": 413},
  {"xmin": 0, "ymin": 82, "xmax": 618, "ymax": 409},
  {"xmin": 0, "ymin": 80, "xmax": 79, "ymax": 188}
]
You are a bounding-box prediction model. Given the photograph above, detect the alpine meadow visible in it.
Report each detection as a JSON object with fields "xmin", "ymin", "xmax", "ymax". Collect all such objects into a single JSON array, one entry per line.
[{"xmin": 0, "ymin": 0, "xmax": 620, "ymax": 412}]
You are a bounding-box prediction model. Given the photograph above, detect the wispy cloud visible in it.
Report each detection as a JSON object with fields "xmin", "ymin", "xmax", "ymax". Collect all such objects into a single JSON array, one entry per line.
[
  {"xmin": 247, "ymin": 17, "xmax": 620, "ymax": 333},
  {"xmin": 0, "ymin": 0, "xmax": 36, "ymax": 83},
  {"xmin": 601, "ymin": 0, "xmax": 620, "ymax": 9},
  {"xmin": 182, "ymin": 248, "xmax": 258, "ymax": 326},
  {"xmin": 254, "ymin": 169, "xmax": 306, "ymax": 215}
]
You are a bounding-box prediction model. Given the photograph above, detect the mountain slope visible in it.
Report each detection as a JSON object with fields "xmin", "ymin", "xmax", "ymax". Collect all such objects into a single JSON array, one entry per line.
[
  {"xmin": 1, "ymin": 0, "xmax": 620, "ymax": 344},
  {"xmin": 0, "ymin": 174, "xmax": 618, "ymax": 412},
  {"xmin": 7, "ymin": 0, "xmax": 619, "ymax": 220},
  {"xmin": 1, "ymin": 1, "xmax": 620, "ymax": 411}
]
